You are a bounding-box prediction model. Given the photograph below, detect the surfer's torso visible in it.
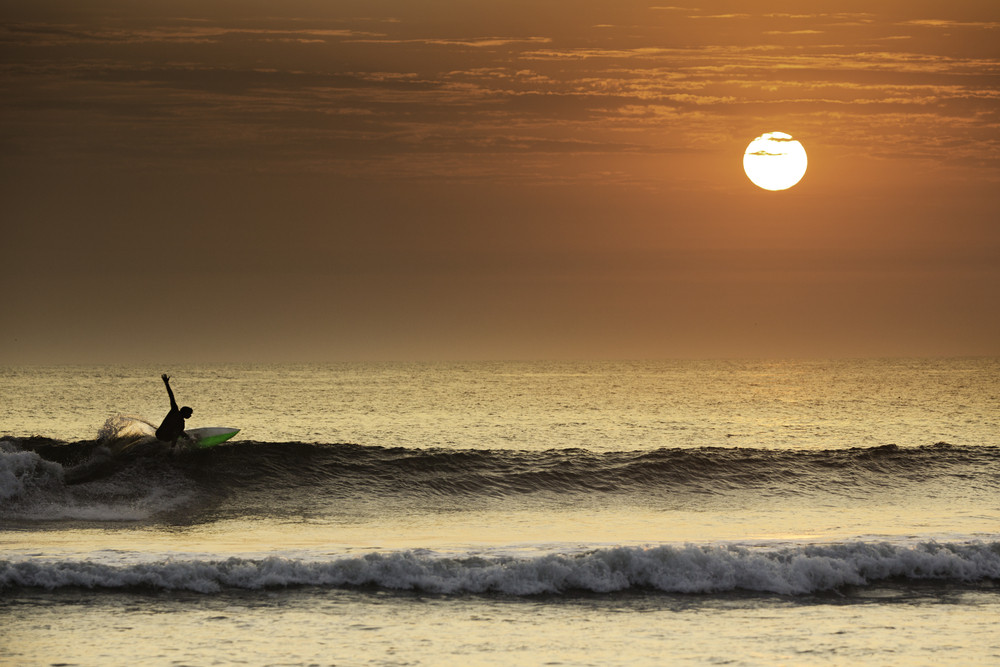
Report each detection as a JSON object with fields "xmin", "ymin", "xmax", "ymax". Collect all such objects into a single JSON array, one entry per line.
[{"xmin": 156, "ymin": 409, "xmax": 186, "ymax": 443}]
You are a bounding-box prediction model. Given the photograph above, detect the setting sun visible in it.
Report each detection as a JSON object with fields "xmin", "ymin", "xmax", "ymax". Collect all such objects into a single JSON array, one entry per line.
[{"xmin": 743, "ymin": 132, "xmax": 808, "ymax": 191}]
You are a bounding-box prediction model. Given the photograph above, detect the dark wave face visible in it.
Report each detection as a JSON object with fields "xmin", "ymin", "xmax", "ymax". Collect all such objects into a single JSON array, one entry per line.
[{"xmin": 3, "ymin": 435, "xmax": 999, "ymax": 524}]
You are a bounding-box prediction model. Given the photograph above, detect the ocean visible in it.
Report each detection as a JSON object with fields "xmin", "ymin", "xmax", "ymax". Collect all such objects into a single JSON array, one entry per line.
[{"xmin": 2, "ymin": 359, "xmax": 999, "ymax": 665}]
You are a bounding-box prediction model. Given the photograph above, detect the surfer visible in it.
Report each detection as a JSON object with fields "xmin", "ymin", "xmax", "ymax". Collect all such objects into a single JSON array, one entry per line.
[{"xmin": 155, "ymin": 374, "xmax": 193, "ymax": 446}]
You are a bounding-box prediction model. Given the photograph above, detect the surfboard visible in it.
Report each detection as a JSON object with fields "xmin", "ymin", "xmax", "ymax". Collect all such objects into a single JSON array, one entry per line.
[{"xmin": 185, "ymin": 427, "xmax": 240, "ymax": 449}]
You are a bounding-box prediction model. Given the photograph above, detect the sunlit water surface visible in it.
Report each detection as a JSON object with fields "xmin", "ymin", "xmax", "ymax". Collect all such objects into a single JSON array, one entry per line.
[{"xmin": 2, "ymin": 360, "xmax": 998, "ymax": 665}]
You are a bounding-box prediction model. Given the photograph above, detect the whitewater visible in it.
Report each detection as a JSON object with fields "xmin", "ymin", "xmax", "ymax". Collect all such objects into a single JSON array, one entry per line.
[{"xmin": 2, "ymin": 359, "xmax": 999, "ymax": 665}]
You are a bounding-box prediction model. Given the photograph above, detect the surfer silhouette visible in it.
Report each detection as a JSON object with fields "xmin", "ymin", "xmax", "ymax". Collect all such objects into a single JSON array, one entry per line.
[{"xmin": 156, "ymin": 374, "xmax": 193, "ymax": 445}]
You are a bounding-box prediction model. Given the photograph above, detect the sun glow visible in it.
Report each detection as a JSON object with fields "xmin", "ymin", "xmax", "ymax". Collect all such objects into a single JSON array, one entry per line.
[{"xmin": 743, "ymin": 132, "xmax": 808, "ymax": 191}]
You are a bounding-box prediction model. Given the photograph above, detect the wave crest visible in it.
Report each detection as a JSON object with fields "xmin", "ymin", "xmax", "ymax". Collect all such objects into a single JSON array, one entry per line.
[
  {"xmin": 3, "ymin": 542, "xmax": 997, "ymax": 596},
  {"xmin": 0, "ymin": 440, "xmax": 64, "ymax": 501}
]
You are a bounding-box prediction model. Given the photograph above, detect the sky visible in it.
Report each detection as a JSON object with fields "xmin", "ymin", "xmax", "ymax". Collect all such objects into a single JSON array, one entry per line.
[{"xmin": 2, "ymin": 0, "xmax": 998, "ymax": 363}]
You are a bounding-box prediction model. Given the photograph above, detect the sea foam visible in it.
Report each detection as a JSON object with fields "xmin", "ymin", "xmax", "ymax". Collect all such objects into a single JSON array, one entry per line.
[
  {"xmin": 0, "ymin": 439, "xmax": 194, "ymax": 522},
  {"xmin": 0, "ymin": 440, "xmax": 64, "ymax": 501},
  {"xmin": 2, "ymin": 542, "xmax": 998, "ymax": 596}
]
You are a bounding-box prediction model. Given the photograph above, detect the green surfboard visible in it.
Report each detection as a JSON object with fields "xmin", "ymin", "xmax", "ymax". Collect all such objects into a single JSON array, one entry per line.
[{"xmin": 185, "ymin": 427, "xmax": 240, "ymax": 449}]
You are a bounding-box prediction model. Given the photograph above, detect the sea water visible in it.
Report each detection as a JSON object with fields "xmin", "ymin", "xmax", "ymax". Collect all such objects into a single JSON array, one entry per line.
[{"xmin": 2, "ymin": 360, "xmax": 998, "ymax": 665}]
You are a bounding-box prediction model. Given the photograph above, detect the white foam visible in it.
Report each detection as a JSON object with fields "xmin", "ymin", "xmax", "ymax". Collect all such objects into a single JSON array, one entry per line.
[
  {"xmin": 2, "ymin": 541, "xmax": 998, "ymax": 595},
  {"xmin": 98, "ymin": 414, "xmax": 157, "ymax": 441},
  {"xmin": 0, "ymin": 440, "xmax": 64, "ymax": 501},
  {"xmin": 97, "ymin": 414, "xmax": 158, "ymax": 454},
  {"xmin": 0, "ymin": 439, "xmax": 194, "ymax": 522}
]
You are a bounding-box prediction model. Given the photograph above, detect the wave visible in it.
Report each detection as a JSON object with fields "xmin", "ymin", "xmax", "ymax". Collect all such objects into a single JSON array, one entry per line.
[
  {"xmin": 8, "ymin": 435, "xmax": 1000, "ymax": 492},
  {"xmin": 4, "ymin": 426, "xmax": 1000, "ymax": 523},
  {"xmin": 2, "ymin": 541, "xmax": 998, "ymax": 596},
  {"xmin": 0, "ymin": 437, "xmax": 195, "ymax": 521}
]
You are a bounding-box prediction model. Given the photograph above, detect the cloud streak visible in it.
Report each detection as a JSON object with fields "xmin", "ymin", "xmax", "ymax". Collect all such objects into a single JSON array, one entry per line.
[{"xmin": 3, "ymin": 2, "xmax": 999, "ymax": 177}]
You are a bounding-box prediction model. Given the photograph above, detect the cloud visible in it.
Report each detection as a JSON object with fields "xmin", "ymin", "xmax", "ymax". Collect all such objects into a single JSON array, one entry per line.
[
  {"xmin": 904, "ymin": 19, "xmax": 1000, "ymax": 30},
  {"xmin": 3, "ymin": 4, "xmax": 998, "ymax": 183},
  {"xmin": 691, "ymin": 14, "xmax": 751, "ymax": 20},
  {"xmin": 2, "ymin": 22, "xmax": 387, "ymax": 46},
  {"xmin": 348, "ymin": 36, "xmax": 552, "ymax": 48},
  {"xmin": 763, "ymin": 30, "xmax": 824, "ymax": 35}
]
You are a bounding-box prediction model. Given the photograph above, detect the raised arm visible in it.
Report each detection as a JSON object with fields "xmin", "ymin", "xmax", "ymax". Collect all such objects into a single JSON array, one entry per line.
[{"xmin": 162, "ymin": 373, "xmax": 178, "ymax": 411}]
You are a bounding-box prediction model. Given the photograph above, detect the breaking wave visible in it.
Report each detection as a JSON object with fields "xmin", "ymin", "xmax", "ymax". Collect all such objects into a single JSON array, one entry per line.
[
  {"xmin": 2, "ymin": 541, "xmax": 998, "ymax": 596},
  {"xmin": 8, "ymin": 437, "xmax": 999, "ymax": 496},
  {"xmin": 3, "ymin": 417, "xmax": 998, "ymax": 523}
]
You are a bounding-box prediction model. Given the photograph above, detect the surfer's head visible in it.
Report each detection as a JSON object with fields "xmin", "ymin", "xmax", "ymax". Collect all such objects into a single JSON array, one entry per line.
[{"xmin": 181, "ymin": 406, "xmax": 193, "ymax": 418}]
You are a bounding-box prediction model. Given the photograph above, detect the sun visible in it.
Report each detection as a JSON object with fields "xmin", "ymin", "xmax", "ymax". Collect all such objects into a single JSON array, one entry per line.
[{"xmin": 743, "ymin": 132, "xmax": 808, "ymax": 191}]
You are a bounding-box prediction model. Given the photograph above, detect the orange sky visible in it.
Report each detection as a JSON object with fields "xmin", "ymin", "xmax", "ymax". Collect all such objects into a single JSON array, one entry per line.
[{"xmin": 2, "ymin": 1, "xmax": 998, "ymax": 362}]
